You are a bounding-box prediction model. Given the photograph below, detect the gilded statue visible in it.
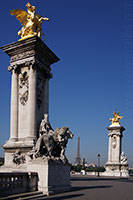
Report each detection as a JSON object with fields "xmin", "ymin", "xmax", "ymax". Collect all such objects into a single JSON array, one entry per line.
[
  {"xmin": 109, "ymin": 110, "xmax": 123, "ymax": 125},
  {"xmin": 10, "ymin": 2, "xmax": 50, "ymax": 40}
]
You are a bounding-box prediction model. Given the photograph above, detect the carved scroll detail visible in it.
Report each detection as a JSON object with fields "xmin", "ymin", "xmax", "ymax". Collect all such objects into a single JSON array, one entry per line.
[{"xmin": 19, "ymin": 71, "xmax": 29, "ymax": 105}]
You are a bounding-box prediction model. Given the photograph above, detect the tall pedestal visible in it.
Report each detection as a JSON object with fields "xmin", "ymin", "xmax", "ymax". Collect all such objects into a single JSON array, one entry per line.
[
  {"xmin": 105, "ymin": 125, "xmax": 129, "ymax": 177},
  {"xmin": 1, "ymin": 36, "xmax": 59, "ymax": 166},
  {"xmin": 27, "ymin": 159, "xmax": 71, "ymax": 195}
]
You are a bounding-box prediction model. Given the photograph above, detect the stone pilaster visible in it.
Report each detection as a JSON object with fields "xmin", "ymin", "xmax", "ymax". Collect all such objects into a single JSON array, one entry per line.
[
  {"xmin": 27, "ymin": 65, "xmax": 37, "ymax": 141},
  {"xmin": 10, "ymin": 68, "xmax": 18, "ymax": 141},
  {"xmin": 107, "ymin": 135, "xmax": 112, "ymax": 162}
]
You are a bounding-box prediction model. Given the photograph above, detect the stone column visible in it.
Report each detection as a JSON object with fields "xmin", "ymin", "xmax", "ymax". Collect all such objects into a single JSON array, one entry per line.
[
  {"xmin": 116, "ymin": 135, "xmax": 121, "ymax": 163},
  {"xmin": 105, "ymin": 125, "xmax": 129, "ymax": 177},
  {"xmin": 27, "ymin": 65, "xmax": 37, "ymax": 141},
  {"xmin": 107, "ymin": 134, "xmax": 112, "ymax": 163},
  {"xmin": 1, "ymin": 36, "xmax": 59, "ymax": 164},
  {"xmin": 10, "ymin": 69, "xmax": 18, "ymax": 141}
]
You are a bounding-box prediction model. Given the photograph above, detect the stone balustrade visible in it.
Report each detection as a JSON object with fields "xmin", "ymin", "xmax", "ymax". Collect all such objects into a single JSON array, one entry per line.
[{"xmin": 0, "ymin": 172, "xmax": 38, "ymax": 197}]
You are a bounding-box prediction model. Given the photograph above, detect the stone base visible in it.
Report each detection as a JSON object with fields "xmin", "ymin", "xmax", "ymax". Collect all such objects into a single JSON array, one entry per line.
[
  {"xmin": 0, "ymin": 158, "xmax": 71, "ymax": 196},
  {"xmin": 27, "ymin": 159, "xmax": 71, "ymax": 195},
  {"xmin": 103, "ymin": 170, "xmax": 129, "ymax": 177},
  {"xmin": 0, "ymin": 164, "xmax": 27, "ymax": 172},
  {"xmin": 104, "ymin": 163, "xmax": 129, "ymax": 177},
  {"xmin": 3, "ymin": 139, "xmax": 35, "ymax": 166}
]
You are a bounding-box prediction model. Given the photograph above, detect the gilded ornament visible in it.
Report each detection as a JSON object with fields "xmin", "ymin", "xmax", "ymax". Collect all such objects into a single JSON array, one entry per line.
[
  {"xmin": 109, "ymin": 110, "xmax": 123, "ymax": 126},
  {"xmin": 10, "ymin": 2, "xmax": 50, "ymax": 40}
]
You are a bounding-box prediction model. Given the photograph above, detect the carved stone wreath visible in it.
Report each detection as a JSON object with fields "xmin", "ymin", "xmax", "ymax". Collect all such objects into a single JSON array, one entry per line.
[
  {"xmin": 112, "ymin": 136, "xmax": 117, "ymax": 149},
  {"xmin": 19, "ymin": 71, "xmax": 29, "ymax": 105}
]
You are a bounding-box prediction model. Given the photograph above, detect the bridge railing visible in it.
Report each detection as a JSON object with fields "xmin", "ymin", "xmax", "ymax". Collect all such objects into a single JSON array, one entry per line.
[{"xmin": 0, "ymin": 172, "xmax": 38, "ymax": 197}]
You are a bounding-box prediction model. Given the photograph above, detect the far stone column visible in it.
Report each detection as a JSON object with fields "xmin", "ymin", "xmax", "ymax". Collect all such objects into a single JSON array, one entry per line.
[
  {"xmin": 27, "ymin": 65, "xmax": 37, "ymax": 141},
  {"xmin": 116, "ymin": 135, "xmax": 121, "ymax": 162},
  {"xmin": 10, "ymin": 68, "xmax": 18, "ymax": 141},
  {"xmin": 107, "ymin": 134, "xmax": 112, "ymax": 162},
  {"xmin": 104, "ymin": 110, "xmax": 129, "ymax": 177}
]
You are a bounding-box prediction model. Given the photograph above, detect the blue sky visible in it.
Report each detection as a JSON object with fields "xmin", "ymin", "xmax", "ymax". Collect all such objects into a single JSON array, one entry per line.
[{"xmin": 0, "ymin": 0, "xmax": 133, "ymax": 166}]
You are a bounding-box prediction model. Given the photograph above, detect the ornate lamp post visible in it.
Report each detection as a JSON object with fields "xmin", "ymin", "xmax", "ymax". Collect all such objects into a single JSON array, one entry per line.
[{"xmin": 97, "ymin": 154, "xmax": 101, "ymax": 177}]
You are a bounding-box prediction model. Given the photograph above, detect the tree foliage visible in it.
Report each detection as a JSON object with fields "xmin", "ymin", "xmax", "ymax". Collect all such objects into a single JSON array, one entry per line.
[{"xmin": 71, "ymin": 165, "xmax": 105, "ymax": 172}]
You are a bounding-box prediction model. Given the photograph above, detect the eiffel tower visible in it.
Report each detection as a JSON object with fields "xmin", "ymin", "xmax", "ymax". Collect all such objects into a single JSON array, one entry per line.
[{"xmin": 74, "ymin": 136, "xmax": 81, "ymax": 165}]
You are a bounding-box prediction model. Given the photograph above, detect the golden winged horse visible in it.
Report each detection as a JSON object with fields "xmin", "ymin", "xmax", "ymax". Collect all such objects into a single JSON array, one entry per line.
[
  {"xmin": 109, "ymin": 110, "xmax": 123, "ymax": 125},
  {"xmin": 10, "ymin": 2, "xmax": 50, "ymax": 40}
]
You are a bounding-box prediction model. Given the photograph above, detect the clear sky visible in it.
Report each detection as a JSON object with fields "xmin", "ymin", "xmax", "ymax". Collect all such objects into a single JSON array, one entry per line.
[{"xmin": 0, "ymin": 0, "xmax": 133, "ymax": 167}]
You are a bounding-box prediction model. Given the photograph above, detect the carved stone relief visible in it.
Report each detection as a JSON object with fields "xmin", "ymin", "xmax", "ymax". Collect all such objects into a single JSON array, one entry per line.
[
  {"xmin": 12, "ymin": 150, "xmax": 26, "ymax": 165},
  {"xmin": 19, "ymin": 70, "xmax": 29, "ymax": 105},
  {"xmin": 11, "ymin": 50, "xmax": 35, "ymax": 62},
  {"xmin": 112, "ymin": 136, "xmax": 117, "ymax": 149}
]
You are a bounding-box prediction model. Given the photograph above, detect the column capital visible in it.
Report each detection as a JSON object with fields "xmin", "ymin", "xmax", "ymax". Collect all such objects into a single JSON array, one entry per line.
[
  {"xmin": 8, "ymin": 64, "xmax": 18, "ymax": 72},
  {"xmin": 108, "ymin": 132, "xmax": 123, "ymax": 137},
  {"xmin": 25, "ymin": 59, "xmax": 35, "ymax": 68}
]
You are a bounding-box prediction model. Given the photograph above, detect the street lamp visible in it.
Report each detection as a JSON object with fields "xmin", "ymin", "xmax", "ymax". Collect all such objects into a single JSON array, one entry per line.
[{"xmin": 97, "ymin": 154, "xmax": 101, "ymax": 177}]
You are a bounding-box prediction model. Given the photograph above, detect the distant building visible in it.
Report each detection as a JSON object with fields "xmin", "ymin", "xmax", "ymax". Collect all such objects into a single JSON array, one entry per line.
[{"xmin": 74, "ymin": 136, "xmax": 81, "ymax": 165}]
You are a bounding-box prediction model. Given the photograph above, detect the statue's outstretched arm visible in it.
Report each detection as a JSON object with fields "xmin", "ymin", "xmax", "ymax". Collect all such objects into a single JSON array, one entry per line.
[{"xmin": 39, "ymin": 17, "xmax": 50, "ymax": 22}]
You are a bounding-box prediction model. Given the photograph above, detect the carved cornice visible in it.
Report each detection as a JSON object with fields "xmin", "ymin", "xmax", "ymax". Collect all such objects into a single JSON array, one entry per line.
[
  {"xmin": 10, "ymin": 50, "xmax": 35, "ymax": 63},
  {"xmin": 1, "ymin": 36, "xmax": 60, "ymax": 68},
  {"xmin": 107, "ymin": 126, "xmax": 125, "ymax": 132}
]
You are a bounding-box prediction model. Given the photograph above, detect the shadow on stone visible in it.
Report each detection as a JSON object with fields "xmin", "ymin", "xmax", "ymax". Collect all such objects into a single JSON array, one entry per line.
[
  {"xmin": 46, "ymin": 193, "xmax": 84, "ymax": 200},
  {"xmin": 118, "ymin": 178, "xmax": 133, "ymax": 183}
]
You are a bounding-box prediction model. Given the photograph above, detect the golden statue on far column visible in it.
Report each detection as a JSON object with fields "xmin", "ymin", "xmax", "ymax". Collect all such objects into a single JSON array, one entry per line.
[
  {"xmin": 10, "ymin": 2, "xmax": 50, "ymax": 40},
  {"xmin": 109, "ymin": 110, "xmax": 123, "ymax": 126}
]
